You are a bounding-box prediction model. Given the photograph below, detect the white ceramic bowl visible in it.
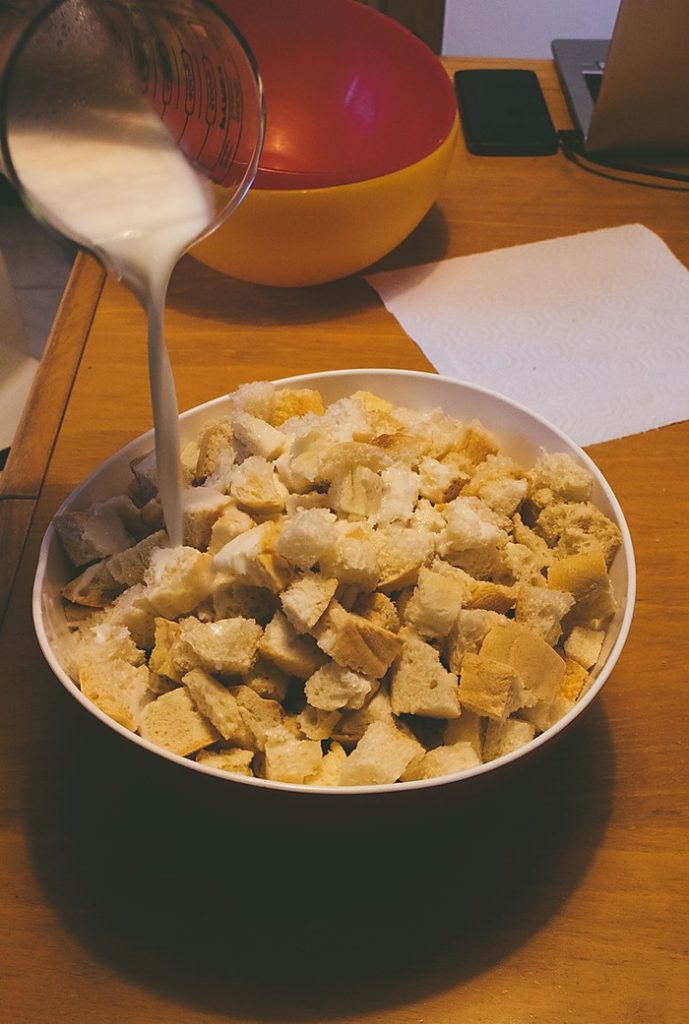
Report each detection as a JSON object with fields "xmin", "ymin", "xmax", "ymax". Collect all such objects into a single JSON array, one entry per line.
[{"xmin": 33, "ymin": 369, "xmax": 635, "ymax": 798}]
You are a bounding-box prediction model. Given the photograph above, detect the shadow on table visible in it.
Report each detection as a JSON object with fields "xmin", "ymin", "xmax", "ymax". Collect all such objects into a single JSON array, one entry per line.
[
  {"xmin": 167, "ymin": 206, "xmax": 451, "ymax": 328},
  {"xmin": 25, "ymin": 682, "xmax": 614, "ymax": 1021}
]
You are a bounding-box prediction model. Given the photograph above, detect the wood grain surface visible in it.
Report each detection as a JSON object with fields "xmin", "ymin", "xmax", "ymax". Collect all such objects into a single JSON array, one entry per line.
[{"xmin": 0, "ymin": 59, "xmax": 687, "ymax": 1024}]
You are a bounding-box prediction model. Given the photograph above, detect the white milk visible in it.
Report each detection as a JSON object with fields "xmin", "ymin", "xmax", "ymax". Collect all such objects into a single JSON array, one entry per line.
[{"xmin": 11, "ymin": 105, "xmax": 214, "ymax": 546}]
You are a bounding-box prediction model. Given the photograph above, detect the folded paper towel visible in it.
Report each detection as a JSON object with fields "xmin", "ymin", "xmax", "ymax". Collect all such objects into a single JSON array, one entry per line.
[{"xmin": 366, "ymin": 224, "xmax": 689, "ymax": 446}]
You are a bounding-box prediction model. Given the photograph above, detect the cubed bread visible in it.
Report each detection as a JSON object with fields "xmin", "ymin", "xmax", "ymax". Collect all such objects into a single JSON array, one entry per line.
[
  {"xmin": 318, "ymin": 521, "xmax": 379, "ymax": 589},
  {"xmin": 403, "ymin": 741, "xmax": 481, "ymax": 781},
  {"xmin": 104, "ymin": 583, "xmax": 157, "ymax": 650},
  {"xmin": 307, "ymin": 740, "xmax": 348, "ymax": 786},
  {"xmin": 106, "ymin": 529, "xmax": 169, "ymax": 587},
  {"xmin": 79, "ymin": 659, "xmax": 153, "ymax": 731},
  {"xmin": 560, "ymin": 658, "xmax": 589, "ymax": 702},
  {"xmin": 564, "ymin": 625, "xmax": 605, "ymax": 669},
  {"xmin": 230, "ymin": 455, "xmax": 288, "ymax": 515},
  {"xmin": 243, "ymin": 658, "xmax": 292, "ymax": 703},
  {"xmin": 148, "ymin": 617, "xmax": 199, "ymax": 682},
  {"xmin": 207, "ymin": 504, "xmax": 255, "ymax": 554},
  {"xmin": 270, "ymin": 387, "xmax": 325, "ymax": 427},
  {"xmin": 195, "ymin": 747, "xmax": 255, "ymax": 776},
  {"xmin": 139, "ymin": 686, "xmax": 220, "ymax": 756},
  {"xmin": 547, "ymin": 547, "xmax": 617, "ymax": 625},
  {"xmin": 464, "ymin": 579, "xmax": 517, "ymax": 614},
  {"xmin": 213, "ymin": 521, "xmax": 291, "ymax": 593},
  {"xmin": 181, "ymin": 488, "xmax": 233, "ymax": 550},
  {"xmin": 229, "ymin": 684, "xmax": 285, "ymax": 751},
  {"xmin": 259, "ymin": 610, "xmax": 326, "ymax": 679},
  {"xmin": 483, "ymin": 718, "xmax": 536, "ymax": 760},
  {"xmin": 480, "ymin": 618, "xmax": 566, "ymax": 705},
  {"xmin": 195, "ymin": 417, "xmax": 235, "ymax": 480},
  {"xmin": 443, "ymin": 709, "xmax": 484, "ymax": 758},
  {"xmin": 390, "ymin": 628, "xmax": 461, "ymax": 719},
  {"xmin": 182, "ymin": 669, "xmax": 255, "ymax": 746},
  {"xmin": 538, "ymin": 501, "xmax": 622, "ymax": 566},
  {"xmin": 260, "ymin": 724, "xmax": 324, "ymax": 785},
  {"xmin": 328, "ymin": 464, "xmax": 383, "ymax": 519},
  {"xmin": 332, "ymin": 687, "xmax": 395, "ymax": 746},
  {"xmin": 444, "ymin": 608, "xmax": 502, "ymax": 674},
  {"xmin": 297, "ymin": 705, "xmax": 342, "ymax": 741},
  {"xmin": 403, "ymin": 563, "xmax": 470, "ymax": 638},
  {"xmin": 179, "ymin": 615, "xmax": 262, "ymax": 676},
  {"xmin": 141, "ymin": 546, "xmax": 213, "ymax": 618},
  {"xmin": 312, "ymin": 601, "xmax": 402, "ymax": 679},
  {"xmin": 351, "ymin": 591, "xmax": 401, "ymax": 633},
  {"xmin": 305, "ymin": 661, "xmax": 376, "ymax": 712},
  {"xmin": 212, "ymin": 581, "xmax": 277, "ymax": 625},
  {"xmin": 274, "ymin": 507, "xmax": 338, "ymax": 570},
  {"xmin": 54, "ymin": 495, "xmax": 140, "ymax": 568},
  {"xmin": 62, "ymin": 560, "xmax": 124, "ymax": 608},
  {"xmin": 458, "ymin": 653, "xmax": 525, "ymax": 721},
  {"xmin": 231, "ymin": 408, "xmax": 288, "ymax": 461},
  {"xmin": 514, "ymin": 583, "xmax": 574, "ymax": 646},
  {"xmin": 463, "ymin": 454, "xmax": 527, "ymax": 517},
  {"xmin": 373, "ymin": 523, "xmax": 434, "ymax": 593},
  {"xmin": 526, "ymin": 451, "xmax": 593, "ymax": 507},
  {"xmin": 338, "ymin": 720, "xmax": 425, "ymax": 786},
  {"xmin": 279, "ymin": 573, "xmax": 338, "ymax": 633}
]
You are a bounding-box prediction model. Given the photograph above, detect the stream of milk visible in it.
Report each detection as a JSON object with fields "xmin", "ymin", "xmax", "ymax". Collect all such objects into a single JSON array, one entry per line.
[{"xmin": 10, "ymin": 105, "xmax": 215, "ymax": 546}]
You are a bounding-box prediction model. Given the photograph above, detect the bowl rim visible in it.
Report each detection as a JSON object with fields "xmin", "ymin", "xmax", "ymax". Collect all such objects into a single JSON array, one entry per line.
[{"xmin": 33, "ymin": 368, "xmax": 636, "ymax": 797}]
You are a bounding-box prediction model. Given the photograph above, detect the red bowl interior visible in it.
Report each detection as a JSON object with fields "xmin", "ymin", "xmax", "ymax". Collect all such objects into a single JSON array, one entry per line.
[{"xmin": 219, "ymin": 0, "xmax": 457, "ymax": 189}]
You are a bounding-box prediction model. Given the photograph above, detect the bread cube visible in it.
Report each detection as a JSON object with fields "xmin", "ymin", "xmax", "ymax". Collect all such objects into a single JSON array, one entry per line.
[
  {"xmin": 458, "ymin": 653, "xmax": 524, "ymax": 721},
  {"xmin": 564, "ymin": 625, "xmax": 605, "ymax": 669},
  {"xmin": 141, "ymin": 546, "xmax": 213, "ymax": 618},
  {"xmin": 139, "ymin": 686, "xmax": 220, "ymax": 756},
  {"xmin": 182, "ymin": 669, "xmax": 255, "ymax": 746},
  {"xmin": 195, "ymin": 747, "xmax": 255, "ymax": 776},
  {"xmin": 390, "ymin": 628, "xmax": 461, "ymax": 719},
  {"xmin": 313, "ymin": 601, "xmax": 402, "ymax": 679},
  {"xmin": 305, "ymin": 661, "xmax": 376, "ymax": 712},
  {"xmin": 279, "ymin": 573, "xmax": 338, "ymax": 633},
  {"xmin": 338, "ymin": 720, "xmax": 425, "ymax": 786},
  {"xmin": 261, "ymin": 725, "xmax": 324, "ymax": 785},
  {"xmin": 483, "ymin": 718, "xmax": 536, "ymax": 760},
  {"xmin": 259, "ymin": 610, "xmax": 326, "ymax": 679},
  {"xmin": 179, "ymin": 615, "xmax": 262, "ymax": 676},
  {"xmin": 480, "ymin": 618, "xmax": 566, "ymax": 705},
  {"xmin": 547, "ymin": 547, "xmax": 617, "ymax": 625},
  {"xmin": 80, "ymin": 660, "xmax": 153, "ymax": 731}
]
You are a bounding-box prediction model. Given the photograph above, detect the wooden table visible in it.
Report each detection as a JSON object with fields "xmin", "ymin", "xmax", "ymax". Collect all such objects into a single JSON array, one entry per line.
[{"xmin": 1, "ymin": 59, "xmax": 687, "ymax": 1024}]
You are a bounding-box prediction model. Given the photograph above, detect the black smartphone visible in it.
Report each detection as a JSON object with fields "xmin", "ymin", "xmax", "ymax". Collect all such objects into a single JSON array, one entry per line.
[{"xmin": 454, "ymin": 69, "xmax": 559, "ymax": 156}]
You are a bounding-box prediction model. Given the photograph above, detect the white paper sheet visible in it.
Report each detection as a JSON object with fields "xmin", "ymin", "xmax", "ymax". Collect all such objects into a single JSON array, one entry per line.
[{"xmin": 366, "ymin": 224, "xmax": 689, "ymax": 446}]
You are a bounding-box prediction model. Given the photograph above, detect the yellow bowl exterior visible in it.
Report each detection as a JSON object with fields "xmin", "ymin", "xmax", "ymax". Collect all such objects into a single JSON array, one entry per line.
[{"xmin": 191, "ymin": 118, "xmax": 458, "ymax": 287}]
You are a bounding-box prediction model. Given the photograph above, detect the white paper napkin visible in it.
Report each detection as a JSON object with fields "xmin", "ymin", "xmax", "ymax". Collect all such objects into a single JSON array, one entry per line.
[{"xmin": 366, "ymin": 224, "xmax": 689, "ymax": 446}]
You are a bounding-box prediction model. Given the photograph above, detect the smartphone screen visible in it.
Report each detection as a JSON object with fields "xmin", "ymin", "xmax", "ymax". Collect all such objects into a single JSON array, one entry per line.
[{"xmin": 454, "ymin": 69, "xmax": 559, "ymax": 156}]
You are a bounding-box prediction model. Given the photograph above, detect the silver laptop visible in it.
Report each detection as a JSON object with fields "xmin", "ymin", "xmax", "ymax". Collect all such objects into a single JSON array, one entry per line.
[{"xmin": 552, "ymin": 0, "xmax": 689, "ymax": 156}]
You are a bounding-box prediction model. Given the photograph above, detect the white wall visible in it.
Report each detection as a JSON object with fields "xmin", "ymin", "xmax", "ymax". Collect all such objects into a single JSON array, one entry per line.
[{"xmin": 442, "ymin": 0, "xmax": 621, "ymax": 58}]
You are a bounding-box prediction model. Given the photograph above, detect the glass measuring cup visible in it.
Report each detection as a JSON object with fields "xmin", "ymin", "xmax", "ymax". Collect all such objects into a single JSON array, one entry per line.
[
  {"xmin": 0, "ymin": 0, "xmax": 265, "ymax": 546},
  {"xmin": 0, "ymin": 0, "xmax": 265, "ymax": 287}
]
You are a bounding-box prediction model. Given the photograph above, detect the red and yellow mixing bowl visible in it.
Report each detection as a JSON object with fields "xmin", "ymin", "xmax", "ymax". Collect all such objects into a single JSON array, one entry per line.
[{"xmin": 191, "ymin": 0, "xmax": 458, "ymax": 286}]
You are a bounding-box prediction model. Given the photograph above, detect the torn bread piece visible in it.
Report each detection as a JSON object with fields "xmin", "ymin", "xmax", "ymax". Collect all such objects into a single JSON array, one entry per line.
[
  {"xmin": 139, "ymin": 686, "xmax": 220, "ymax": 756},
  {"xmin": 182, "ymin": 668, "xmax": 255, "ymax": 747},
  {"xmin": 338, "ymin": 720, "xmax": 425, "ymax": 787},
  {"xmin": 390, "ymin": 627, "xmax": 461, "ymax": 719},
  {"xmin": 279, "ymin": 573, "xmax": 338, "ymax": 633},
  {"xmin": 179, "ymin": 615, "xmax": 262, "ymax": 676},
  {"xmin": 195, "ymin": 747, "xmax": 255, "ymax": 776},
  {"xmin": 140, "ymin": 547, "xmax": 213, "ymax": 618},
  {"xmin": 312, "ymin": 600, "xmax": 402, "ymax": 679},
  {"xmin": 305, "ymin": 661, "xmax": 377, "ymax": 712}
]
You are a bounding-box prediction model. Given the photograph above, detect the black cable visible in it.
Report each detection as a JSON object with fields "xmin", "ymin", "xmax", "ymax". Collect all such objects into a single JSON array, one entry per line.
[{"xmin": 558, "ymin": 130, "xmax": 689, "ymax": 192}]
